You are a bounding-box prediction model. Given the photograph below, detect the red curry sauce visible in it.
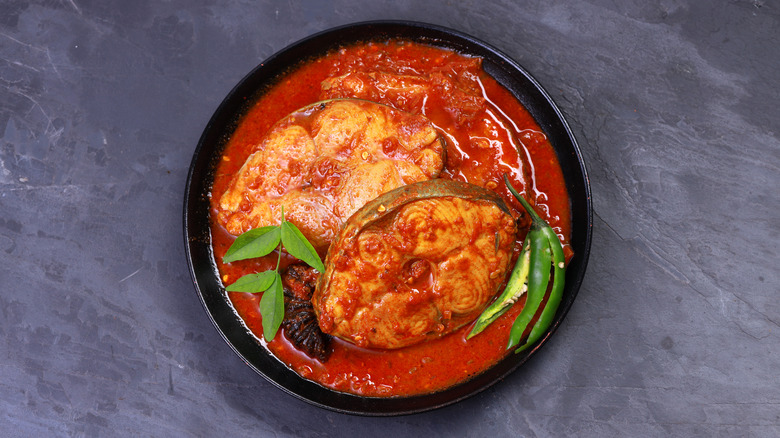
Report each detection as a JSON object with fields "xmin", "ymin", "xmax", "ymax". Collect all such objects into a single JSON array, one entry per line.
[{"xmin": 209, "ymin": 40, "xmax": 571, "ymax": 397}]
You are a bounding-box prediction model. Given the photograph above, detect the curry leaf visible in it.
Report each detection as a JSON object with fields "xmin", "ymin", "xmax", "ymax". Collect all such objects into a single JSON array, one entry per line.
[
  {"xmin": 259, "ymin": 272, "xmax": 284, "ymax": 341},
  {"xmin": 223, "ymin": 215, "xmax": 324, "ymax": 343},
  {"xmin": 225, "ymin": 270, "xmax": 277, "ymax": 293},
  {"xmin": 223, "ymin": 225, "xmax": 281, "ymax": 263},
  {"xmin": 281, "ymin": 220, "xmax": 325, "ymax": 272}
]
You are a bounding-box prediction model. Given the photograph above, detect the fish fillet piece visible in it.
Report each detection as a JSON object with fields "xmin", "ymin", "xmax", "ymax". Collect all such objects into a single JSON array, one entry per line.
[
  {"xmin": 314, "ymin": 179, "xmax": 517, "ymax": 349},
  {"xmin": 217, "ymin": 99, "xmax": 445, "ymax": 250}
]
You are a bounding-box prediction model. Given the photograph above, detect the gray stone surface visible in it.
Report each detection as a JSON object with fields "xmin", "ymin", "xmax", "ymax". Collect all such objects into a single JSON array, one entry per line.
[{"xmin": 1, "ymin": 0, "xmax": 778, "ymax": 436}]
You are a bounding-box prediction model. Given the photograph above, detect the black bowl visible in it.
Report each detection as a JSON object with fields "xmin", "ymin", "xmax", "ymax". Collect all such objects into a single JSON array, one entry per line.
[{"xmin": 184, "ymin": 20, "xmax": 592, "ymax": 416}]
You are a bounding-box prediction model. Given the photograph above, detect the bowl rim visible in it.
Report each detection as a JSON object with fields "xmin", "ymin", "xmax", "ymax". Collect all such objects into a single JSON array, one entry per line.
[{"xmin": 184, "ymin": 19, "xmax": 592, "ymax": 416}]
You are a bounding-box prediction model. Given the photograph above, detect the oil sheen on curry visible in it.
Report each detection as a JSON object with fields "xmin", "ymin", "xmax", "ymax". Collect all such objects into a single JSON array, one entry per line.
[{"xmin": 210, "ymin": 40, "xmax": 572, "ymax": 397}]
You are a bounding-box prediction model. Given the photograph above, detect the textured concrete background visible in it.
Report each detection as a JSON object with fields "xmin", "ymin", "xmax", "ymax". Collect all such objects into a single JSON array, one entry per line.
[{"xmin": 1, "ymin": 0, "xmax": 778, "ymax": 436}]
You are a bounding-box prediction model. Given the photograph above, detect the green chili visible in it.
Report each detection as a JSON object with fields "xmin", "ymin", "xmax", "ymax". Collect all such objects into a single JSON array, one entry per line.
[
  {"xmin": 467, "ymin": 175, "xmax": 568, "ymax": 352},
  {"xmin": 504, "ymin": 174, "xmax": 567, "ymax": 353}
]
